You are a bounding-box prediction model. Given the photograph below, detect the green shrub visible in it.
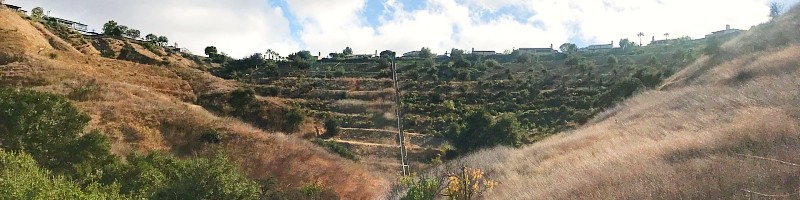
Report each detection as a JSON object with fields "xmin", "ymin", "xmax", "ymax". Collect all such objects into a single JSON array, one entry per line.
[
  {"xmin": 229, "ymin": 88, "xmax": 257, "ymax": 114},
  {"xmin": 284, "ymin": 108, "xmax": 305, "ymax": 132},
  {"xmin": 284, "ymin": 182, "xmax": 339, "ymax": 200},
  {"xmin": 400, "ymin": 174, "xmax": 441, "ymax": 200},
  {"xmin": 488, "ymin": 113, "xmax": 523, "ymax": 148},
  {"xmin": 311, "ymin": 139, "xmax": 358, "ymax": 161},
  {"xmin": 0, "ymin": 150, "xmax": 125, "ymax": 199},
  {"xmin": 107, "ymin": 152, "xmax": 261, "ymax": 199},
  {"xmin": 324, "ymin": 118, "xmax": 341, "ymax": 138},
  {"xmin": 48, "ymin": 52, "xmax": 58, "ymax": 59},
  {"xmin": 0, "ymin": 87, "xmax": 92, "ymax": 169},
  {"xmin": 0, "ymin": 88, "xmax": 266, "ymax": 199}
]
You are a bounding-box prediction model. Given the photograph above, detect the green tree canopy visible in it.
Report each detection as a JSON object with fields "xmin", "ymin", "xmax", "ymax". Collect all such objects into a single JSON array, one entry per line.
[
  {"xmin": 0, "ymin": 88, "xmax": 89, "ymax": 167},
  {"xmin": 125, "ymin": 29, "xmax": 140, "ymax": 39},
  {"xmin": 205, "ymin": 46, "xmax": 218, "ymax": 57},
  {"xmin": 117, "ymin": 25, "xmax": 129, "ymax": 36},
  {"xmin": 420, "ymin": 47, "xmax": 433, "ymax": 59},
  {"xmin": 343, "ymin": 47, "xmax": 353, "ymax": 55},
  {"xmin": 380, "ymin": 50, "xmax": 396, "ymax": 59},
  {"xmin": 102, "ymin": 20, "xmax": 123, "ymax": 37},
  {"xmin": 31, "ymin": 7, "xmax": 44, "ymax": 20},
  {"xmin": 156, "ymin": 36, "xmax": 169, "ymax": 47},
  {"xmin": 559, "ymin": 43, "xmax": 578, "ymax": 54},
  {"xmin": 619, "ymin": 38, "xmax": 633, "ymax": 50},
  {"xmin": 488, "ymin": 113, "xmax": 523, "ymax": 147},
  {"xmin": 450, "ymin": 48, "xmax": 465, "ymax": 60},
  {"xmin": 145, "ymin": 33, "xmax": 157, "ymax": 42}
]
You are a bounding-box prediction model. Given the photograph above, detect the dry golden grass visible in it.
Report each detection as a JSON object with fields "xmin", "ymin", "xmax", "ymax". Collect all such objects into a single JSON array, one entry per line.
[
  {"xmin": 433, "ymin": 8, "xmax": 800, "ymax": 199},
  {"xmin": 0, "ymin": 8, "xmax": 389, "ymax": 199},
  {"xmin": 333, "ymin": 99, "xmax": 395, "ymax": 114}
]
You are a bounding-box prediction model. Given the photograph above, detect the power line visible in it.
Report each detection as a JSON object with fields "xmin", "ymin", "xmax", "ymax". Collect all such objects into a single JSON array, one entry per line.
[{"xmin": 391, "ymin": 58, "xmax": 409, "ymax": 176}]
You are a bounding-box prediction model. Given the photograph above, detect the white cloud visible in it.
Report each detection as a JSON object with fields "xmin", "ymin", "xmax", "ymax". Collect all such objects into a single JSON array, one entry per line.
[
  {"xmin": 285, "ymin": 0, "xmax": 785, "ymax": 56},
  {"xmin": 7, "ymin": 0, "xmax": 797, "ymax": 57},
  {"xmin": 6, "ymin": 0, "xmax": 298, "ymax": 57}
]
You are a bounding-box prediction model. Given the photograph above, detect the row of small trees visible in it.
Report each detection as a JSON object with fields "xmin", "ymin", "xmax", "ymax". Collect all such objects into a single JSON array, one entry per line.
[{"xmin": 102, "ymin": 20, "xmax": 169, "ymax": 46}]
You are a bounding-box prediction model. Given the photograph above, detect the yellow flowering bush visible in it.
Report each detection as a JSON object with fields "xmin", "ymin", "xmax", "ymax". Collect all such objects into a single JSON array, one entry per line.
[{"xmin": 441, "ymin": 166, "xmax": 496, "ymax": 200}]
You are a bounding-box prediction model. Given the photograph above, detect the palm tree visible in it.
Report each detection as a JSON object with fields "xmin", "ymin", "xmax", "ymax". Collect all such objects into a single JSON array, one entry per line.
[
  {"xmin": 637, "ymin": 32, "xmax": 645, "ymax": 46},
  {"xmin": 664, "ymin": 33, "xmax": 670, "ymax": 40},
  {"xmin": 265, "ymin": 49, "xmax": 274, "ymax": 60}
]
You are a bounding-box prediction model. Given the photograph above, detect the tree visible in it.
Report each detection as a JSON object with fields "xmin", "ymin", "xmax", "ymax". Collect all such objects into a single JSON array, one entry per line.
[
  {"xmin": 323, "ymin": 118, "xmax": 340, "ymax": 137},
  {"xmin": 117, "ymin": 25, "xmax": 129, "ymax": 36},
  {"xmin": 145, "ymin": 34, "xmax": 157, "ymax": 42},
  {"xmin": 559, "ymin": 43, "xmax": 578, "ymax": 54},
  {"xmin": 289, "ymin": 50, "xmax": 313, "ymax": 61},
  {"xmin": 380, "ymin": 50, "xmax": 396, "ymax": 59},
  {"xmin": 288, "ymin": 51, "xmax": 313, "ymax": 69},
  {"xmin": 420, "ymin": 47, "xmax": 433, "ymax": 59},
  {"xmin": 450, "ymin": 48, "xmax": 465, "ymax": 60},
  {"xmin": 663, "ymin": 33, "xmax": 670, "ymax": 40},
  {"xmin": 0, "ymin": 88, "xmax": 114, "ymax": 174},
  {"xmin": 31, "ymin": 7, "xmax": 44, "ymax": 20},
  {"xmin": 102, "ymin": 21, "xmax": 122, "ymax": 37},
  {"xmin": 619, "ymin": 38, "xmax": 632, "ymax": 50},
  {"xmin": 454, "ymin": 109, "xmax": 493, "ymax": 152},
  {"xmin": 770, "ymin": 2, "xmax": 784, "ymax": 20},
  {"xmin": 125, "ymin": 29, "xmax": 140, "ymax": 39},
  {"xmin": 637, "ymin": 32, "xmax": 645, "ymax": 46},
  {"xmin": 204, "ymin": 46, "xmax": 218, "ymax": 57},
  {"xmin": 283, "ymin": 108, "xmax": 305, "ymax": 132},
  {"xmin": 343, "ymin": 47, "xmax": 353, "ymax": 56},
  {"xmin": 156, "ymin": 36, "xmax": 169, "ymax": 47},
  {"xmin": 488, "ymin": 113, "xmax": 523, "ymax": 147}
]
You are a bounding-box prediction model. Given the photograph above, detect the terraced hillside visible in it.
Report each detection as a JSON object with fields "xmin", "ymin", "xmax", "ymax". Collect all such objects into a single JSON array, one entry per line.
[
  {"xmin": 410, "ymin": 5, "xmax": 800, "ymax": 200},
  {"xmin": 227, "ymin": 39, "xmax": 703, "ymax": 181},
  {"xmin": 248, "ymin": 73, "xmax": 444, "ymax": 178}
]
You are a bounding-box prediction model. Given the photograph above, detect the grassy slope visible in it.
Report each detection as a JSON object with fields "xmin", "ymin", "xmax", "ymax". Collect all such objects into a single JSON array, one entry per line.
[
  {"xmin": 0, "ymin": 9, "xmax": 389, "ymax": 199},
  {"xmin": 434, "ymin": 6, "xmax": 800, "ymax": 200}
]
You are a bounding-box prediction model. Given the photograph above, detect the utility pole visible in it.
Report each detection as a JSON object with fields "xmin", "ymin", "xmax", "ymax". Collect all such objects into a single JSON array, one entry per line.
[{"xmin": 391, "ymin": 58, "xmax": 409, "ymax": 176}]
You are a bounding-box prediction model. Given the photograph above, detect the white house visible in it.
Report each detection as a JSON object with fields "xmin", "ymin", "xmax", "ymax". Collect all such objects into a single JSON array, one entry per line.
[
  {"xmin": 517, "ymin": 44, "xmax": 557, "ymax": 55},
  {"xmin": 705, "ymin": 25, "xmax": 743, "ymax": 38},
  {"xmin": 517, "ymin": 48, "xmax": 557, "ymax": 55},
  {"xmin": 472, "ymin": 51, "xmax": 496, "ymax": 56},
  {"xmin": 579, "ymin": 43, "xmax": 613, "ymax": 52},
  {"xmin": 49, "ymin": 17, "xmax": 88, "ymax": 32},
  {"xmin": 3, "ymin": 3, "xmax": 27, "ymax": 15}
]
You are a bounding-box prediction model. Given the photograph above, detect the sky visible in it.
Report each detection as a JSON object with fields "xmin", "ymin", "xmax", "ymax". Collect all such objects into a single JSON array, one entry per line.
[{"xmin": 6, "ymin": 0, "xmax": 799, "ymax": 57}]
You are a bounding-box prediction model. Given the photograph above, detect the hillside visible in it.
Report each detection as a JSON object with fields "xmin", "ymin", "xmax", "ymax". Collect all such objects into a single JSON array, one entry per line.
[
  {"xmin": 422, "ymin": 5, "xmax": 800, "ymax": 199},
  {"xmin": 0, "ymin": 8, "xmax": 388, "ymax": 199},
  {"xmin": 217, "ymin": 20, "xmax": 701, "ymax": 183}
]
